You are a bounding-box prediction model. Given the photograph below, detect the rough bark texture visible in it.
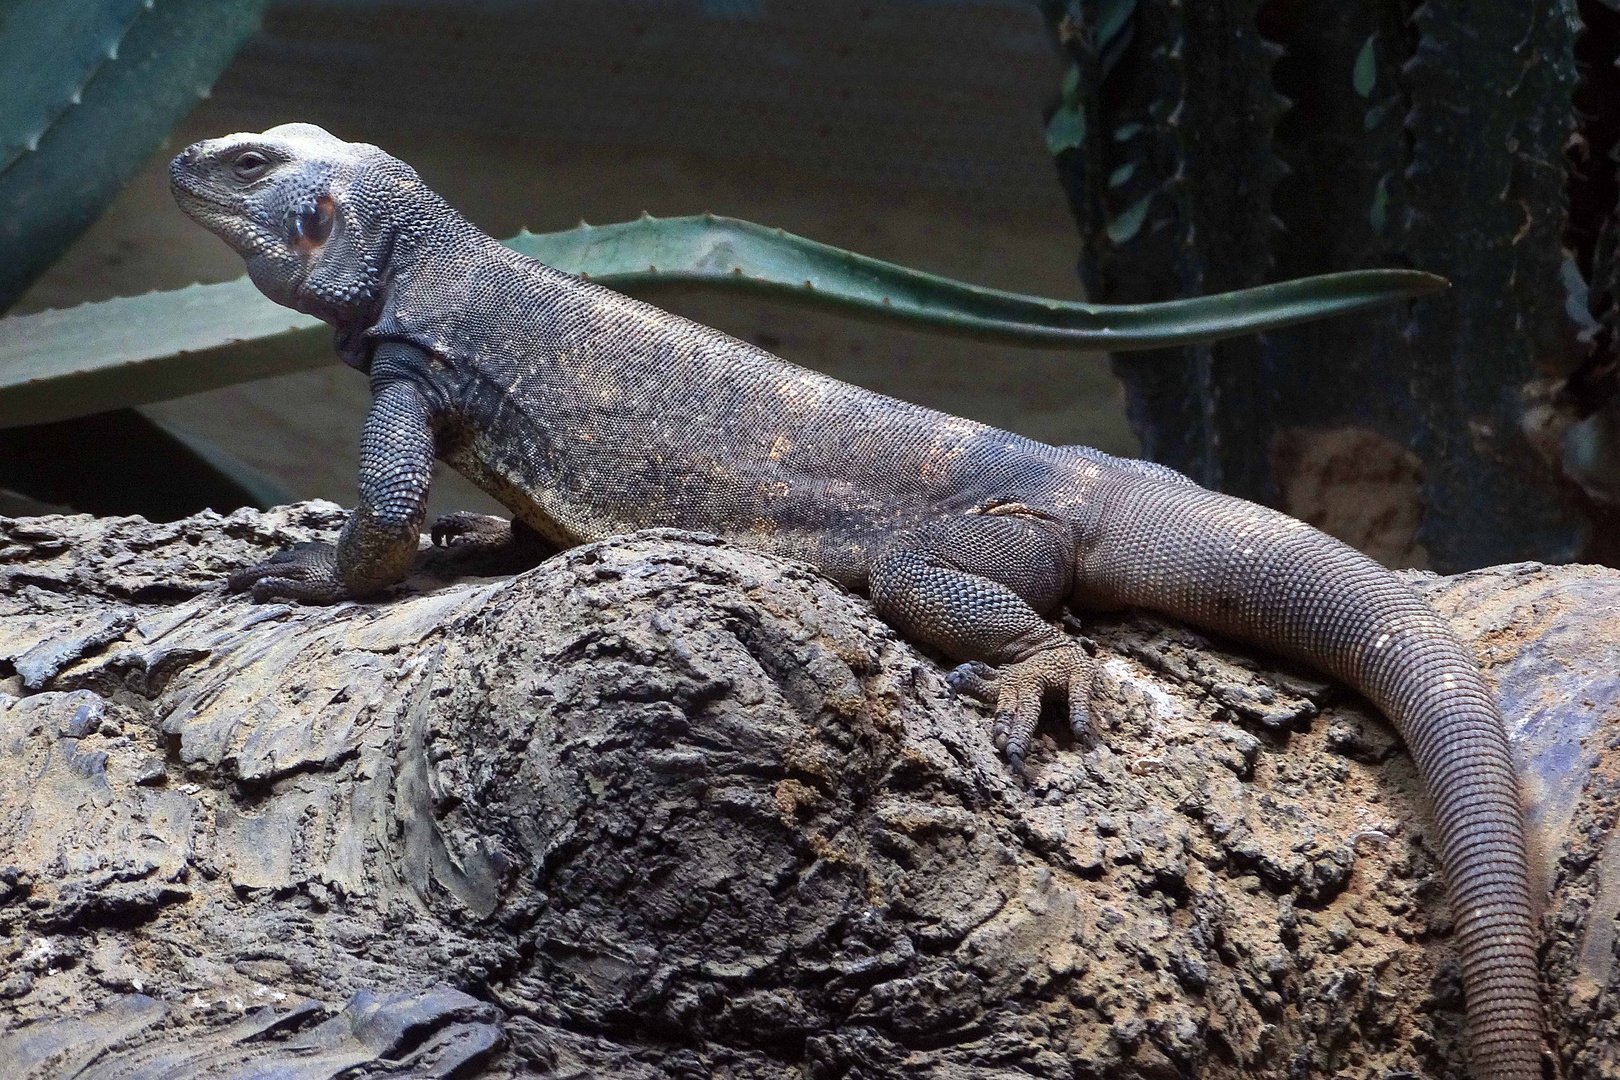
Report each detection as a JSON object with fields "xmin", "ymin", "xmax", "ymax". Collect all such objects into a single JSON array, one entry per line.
[{"xmin": 2, "ymin": 503, "xmax": 1619, "ymax": 1078}]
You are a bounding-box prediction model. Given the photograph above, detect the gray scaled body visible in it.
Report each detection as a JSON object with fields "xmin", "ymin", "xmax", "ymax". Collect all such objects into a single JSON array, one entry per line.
[{"xmin": 171, "ymin": 124, "xmax": 1544, "ymax": 1080}]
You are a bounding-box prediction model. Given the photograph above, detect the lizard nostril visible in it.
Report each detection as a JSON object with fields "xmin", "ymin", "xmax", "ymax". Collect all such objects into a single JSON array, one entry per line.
[{"xmin": 170, "ymin": 146, "xmax": 203, "ymax": 183}]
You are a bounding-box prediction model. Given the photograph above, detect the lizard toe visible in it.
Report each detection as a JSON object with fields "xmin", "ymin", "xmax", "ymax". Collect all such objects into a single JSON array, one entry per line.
[
  {"xmin": 946, "ymin": 660, "xmax": 998, "ymax": 703},
  {"xmin": 247, "ymin": 575, "xmax": 346, "ymax": 605},
  {"xmin": 1068, "ymin": 660, "xmax": 1100, "ymax": 750},
  {"xmin": 994, "ymin": 677, "xmax": 1040, "ymax": 778}
]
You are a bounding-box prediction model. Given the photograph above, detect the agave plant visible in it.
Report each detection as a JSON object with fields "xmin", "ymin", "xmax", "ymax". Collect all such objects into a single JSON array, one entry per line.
[
  {"xmin": 0, "ymin": 213, "xmax": 1443, "ymax": 430},
  {"xmin": 0, "ymin": 0, "xmax": 272, "ymax": 314}
]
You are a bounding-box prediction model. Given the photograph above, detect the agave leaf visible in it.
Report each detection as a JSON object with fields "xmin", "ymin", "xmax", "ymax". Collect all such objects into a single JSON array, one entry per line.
[
  {"xmin": 0, "ymin": 0, "xmax": 272, "ymax": 312},
  {"xmin": 517, "ymin": 215, "xmax": 1446, "ymax": 346},
  {"xmin": 0, "ymin": 214, "xmax": 1446, "ymax": 429},
  {"xmin": 0, "ymin": 0, "xmax": 151, "ymax": 175},
  {"xmin": 0, "ymin": 278, "xmax": 327, "ymax": 430}
]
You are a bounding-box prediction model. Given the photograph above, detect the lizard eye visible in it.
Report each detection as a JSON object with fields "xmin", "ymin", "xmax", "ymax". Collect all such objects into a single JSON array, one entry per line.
[
  {"xmin": 287, "ymin": 196, "xmax": 336, "ymax": 250},
  {"xmin": 232, "ymin": 151, "xmax": 270, "ymax": 180}
]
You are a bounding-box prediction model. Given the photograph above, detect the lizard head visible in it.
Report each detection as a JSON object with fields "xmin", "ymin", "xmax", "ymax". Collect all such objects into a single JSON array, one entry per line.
[{"xmin": 170, "ymin": 123, "xmax": 422, "ymax": 324}]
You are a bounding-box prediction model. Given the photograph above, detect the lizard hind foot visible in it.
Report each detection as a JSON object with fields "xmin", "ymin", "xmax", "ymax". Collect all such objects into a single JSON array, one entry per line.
[
  {"xmin": 430, "ymin": 512, "xmax": 514, "ymax": 550},
  {"xmin": 427, "ymin": 512, "xmax": 553, "ymax": 577},
  {"xmin": 952, "ymin": 644, "xmax": 1099, "ymax": 776},
  {"xmin": 228, "ymin": 542, "xmax": 348, "ymax": 604}
]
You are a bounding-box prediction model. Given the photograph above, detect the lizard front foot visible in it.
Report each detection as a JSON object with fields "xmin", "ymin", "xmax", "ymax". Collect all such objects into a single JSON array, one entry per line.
[
  {"xmin": 228, "ymin": 542, "xmax": 349, "ymax": 604},
  {"xmin": 948, "ymin": 643, "xmax": 1098, "ymax": 775}
]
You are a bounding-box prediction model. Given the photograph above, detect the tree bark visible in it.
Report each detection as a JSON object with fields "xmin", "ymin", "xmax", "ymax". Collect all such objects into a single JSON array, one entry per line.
[{"xmin": 2, "ymin": 504, "xmax": 1619, "ymax": 1078}]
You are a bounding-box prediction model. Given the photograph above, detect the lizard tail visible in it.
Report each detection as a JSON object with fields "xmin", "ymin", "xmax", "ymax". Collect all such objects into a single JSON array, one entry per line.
[{"xmin": 1080, "ymin": 478, "xmax": 1543, "ymax": 1080}]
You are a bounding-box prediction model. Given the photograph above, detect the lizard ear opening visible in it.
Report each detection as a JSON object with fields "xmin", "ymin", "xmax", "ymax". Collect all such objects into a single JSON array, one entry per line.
[{"xmin": 288, "ymin": 195, "xmax": 336, "ymax": 252}]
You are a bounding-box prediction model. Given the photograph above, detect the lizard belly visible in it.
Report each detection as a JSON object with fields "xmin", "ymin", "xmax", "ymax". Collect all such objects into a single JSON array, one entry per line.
[
  {"xmin": 443, "ymin": 417, "xmax": 902, "ymax": 589},
  {"xmin": 443, "ymin": 424, "xmax": 625, "ymax": 550}
]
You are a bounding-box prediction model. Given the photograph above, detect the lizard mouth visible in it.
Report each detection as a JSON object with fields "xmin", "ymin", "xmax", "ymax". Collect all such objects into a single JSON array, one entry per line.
[
  {"xmin": 169, "ymin": 152, "xmax": 260, "ymax": 243},
  {"xmin": 169, "ymin": 169, "xmax": 287, "ymax": 261},
  {"xmin": 170, "ymin": 183, "xmax": 228, "ymax": 224},
  {"xmin": 169, "ymin": 164, "xmax": 236, "ymax": 228},
  {"xmin": 167, "ymin": 160, "xmax": 240, "ymax": 215}
]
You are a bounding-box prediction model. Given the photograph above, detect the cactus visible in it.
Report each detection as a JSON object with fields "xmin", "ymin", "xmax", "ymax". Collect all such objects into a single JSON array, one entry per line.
[
  {"xmin": 1044, "ymin": 0, "xmax": 1593, "ymax": 571},
  {"xmin": 1044, "ymin": 0, "xmax": 1289, "ymax": 498}
]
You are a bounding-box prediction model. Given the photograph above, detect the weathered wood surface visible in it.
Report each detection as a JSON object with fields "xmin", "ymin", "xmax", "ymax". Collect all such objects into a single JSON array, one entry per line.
[{"xmin": 1, "ymin": 504, "xmax": 1619, "ymax": 1078}]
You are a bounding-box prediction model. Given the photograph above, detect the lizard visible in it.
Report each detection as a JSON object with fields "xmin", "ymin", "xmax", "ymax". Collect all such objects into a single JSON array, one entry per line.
[{"xmin": 169, "ymin": 123, "xmax": 1544, "ymax": 1080}]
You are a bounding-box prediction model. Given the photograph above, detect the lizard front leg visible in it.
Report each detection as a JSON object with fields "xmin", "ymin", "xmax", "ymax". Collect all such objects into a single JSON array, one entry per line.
[
  {"xmin": 231, "ymin": 350, "xmax": 437, "ymax": 603},
  {"xmin": 869, "ymin": 514, "xmax": 1096, "ymax": 774}
]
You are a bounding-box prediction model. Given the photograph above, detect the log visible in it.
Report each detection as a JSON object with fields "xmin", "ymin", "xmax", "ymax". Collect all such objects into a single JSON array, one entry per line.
[{"xmin": 1, "ymin": 503, "xmax": 1618, "ymax": 1078}]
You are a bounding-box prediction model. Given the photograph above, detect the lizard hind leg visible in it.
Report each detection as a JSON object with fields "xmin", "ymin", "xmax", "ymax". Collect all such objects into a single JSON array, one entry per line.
[{"xmin": 868, "ymin": 514, "xmax": 1097, "ymax": 775}]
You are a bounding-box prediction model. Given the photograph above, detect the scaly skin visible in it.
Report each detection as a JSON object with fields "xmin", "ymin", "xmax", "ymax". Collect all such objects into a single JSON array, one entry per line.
[{"xmin": 171, "ymin": 124, "xmax": 1545, "ymax": 1078}]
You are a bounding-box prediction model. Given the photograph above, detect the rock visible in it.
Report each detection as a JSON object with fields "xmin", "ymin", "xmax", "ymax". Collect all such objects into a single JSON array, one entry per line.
[{"xmin": 0, "ymin": 505, "xmax": 1617, "ymax": 1078}]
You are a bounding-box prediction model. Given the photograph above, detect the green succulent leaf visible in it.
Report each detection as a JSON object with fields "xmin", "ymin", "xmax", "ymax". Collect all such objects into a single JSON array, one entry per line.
[
  {"xmin": 1060, "ymin": 62, "xmax": 1082, "ymax": 104},
  {"xmin": 0, "ymin": 0, "xmax": 272, "ymax": 312},
  {"xmin": 1369, "ymin": 174, "xmax": 1391, "ymax": 235},
  {"xmin": 0, "ymin": 0, "xmax": 149, "ymax": 175},
  {"xmin": 1098, "ymin": 13, "xmax": 1135, "ymax": 76},
  {"xmin": 1046, "ymin": 104, "xmax": 1086, "ymax": 155},
  {"xmin": 1096, "ymin": 0, "xmax": 1136, "ymax": 49},
  {"xmin": 0, "ymin": 278, "xmax": 328, "ymax": 430},
  {"xmin": 0, "ymin": 214, "xmax": 1447, "ymax": 429},
  {"xmin": 1108, "ymin": 161, "xmax": 1137, "ymax": 189},
  {"xmin": 1106, "ymin": 192, "xmax": 1154, "ymax": 244},
  {"xmin": 1353, "ymin": 34, "xmax": 1377, "ymax": 98}
]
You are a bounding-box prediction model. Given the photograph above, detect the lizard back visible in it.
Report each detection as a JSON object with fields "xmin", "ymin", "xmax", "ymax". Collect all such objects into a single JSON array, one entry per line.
[{"xmin": 374, "ymin": 230, "xmax": 1102, "ymax": 583}]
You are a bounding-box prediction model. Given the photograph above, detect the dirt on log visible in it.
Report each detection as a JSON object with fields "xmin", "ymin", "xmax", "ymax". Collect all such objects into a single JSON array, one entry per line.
[{"xmin": 2, "ymin": 503, "xmax": 1620, "ymax": 1079}]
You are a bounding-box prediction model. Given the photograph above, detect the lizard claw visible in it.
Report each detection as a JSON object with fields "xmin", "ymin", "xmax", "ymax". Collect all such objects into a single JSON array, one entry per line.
[
  {"xmin": 977, "ymin": 643, "xmax": 1099, "ymax": 776},
  {"xmin": 228, "ymin": 542, "xmax": 348, "ymax": 604}
]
